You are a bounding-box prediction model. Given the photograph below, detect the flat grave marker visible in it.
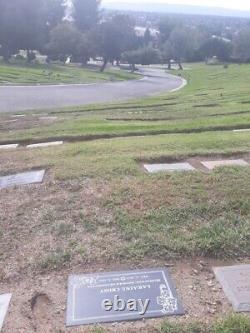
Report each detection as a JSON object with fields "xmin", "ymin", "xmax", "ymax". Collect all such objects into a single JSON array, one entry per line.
[
  {"xmin": 0, "ymin": 144, "xmax": 19, "ymax": 150},
  {"xmin": 66, "ymin": 268, "xmax": 184, "ymax": 326},
  {"xmin": 0, "ymin": 294, "xmax": 12, "ymax": 331},
  {"xmin": 144, "ymin": 162, "xmax": 195, "ymax": 173},
  {"xmin": 201, "ymin": 159, "xmax": 248, "ymax": 170},
  {"xmin": 32, "ymin": 113, "xmax": 48, "ymax": 116},
  {"xmin": 27, "ymin": 141, "xmax": 63, "ymax": 148},
  {"xmin": 11, "ymin": 114, "xmax": 25, "ymax": 118},
  {"xmin": 233, "ymin": 129, "xmax": 250, "ymax": 132},
  {"xmin": 2, "ymin": 120, "xmax": 17, "ymax": 123},
  {"xmin": 0, "ymin": 170, "xmax": 45, "ymax": 189},
  {"xmin": 214, "ymin": 265, "xmax": 250, "ymax": 312},
  {"xmin": 39, "ymin": 116, "xmax": 58, "ymax": 121}
]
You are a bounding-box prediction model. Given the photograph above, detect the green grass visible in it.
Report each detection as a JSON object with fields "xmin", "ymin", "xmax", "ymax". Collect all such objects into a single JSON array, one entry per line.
[
  {"xmin": 160, "ymin": 314, "xmax": 250, "ymax": 333},
  {"xmin": 0, "ymin": 60, "xmax": 138, "ymax": 85},
  {"xmin": 116, "ymin": 201, "xmax": 250, "ymax": 260},
  {"xmin": 36, "ymin": 248, "xmax": 71, "ymax": 271},
  {"xmin": 1, "ymin": 63, "xmax": 250, "ymax": 142},
  {"xmin": 1, "ymin": 130, "xmax": 249, "ymax": 260},
  {"xmin": 1, "ymin": 63, "xmax": 250, "ymax": 331},
  {"xmin": 0, "ymin": 63, "xmax": 249, "ymax": 265},
  {"xmin": 89, "ymin": 315, "xmax": 250, "ymax": 333}
]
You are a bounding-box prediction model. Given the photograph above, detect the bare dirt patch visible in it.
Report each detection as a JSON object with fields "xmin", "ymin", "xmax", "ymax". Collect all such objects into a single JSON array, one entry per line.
[
  {"xmin": 31, "ymin": 293, "xmax": 54, "ymax": 333},
  {"xmin": 0, "ymin": 114, "xmax": 61, "ymax": 132},
  {"xmin": 2, "ymin": 164, "xmax": 237, "ymax": 331},
  {"xmin": 2, "ymin": 257, "xmax": 247, "ymax": 333}
]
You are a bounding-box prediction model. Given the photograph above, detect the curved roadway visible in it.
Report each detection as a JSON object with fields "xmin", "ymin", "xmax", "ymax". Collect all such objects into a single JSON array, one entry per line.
[{"xmin": 0, "ymin": 67, "xmax": 185, "ymax": 113}]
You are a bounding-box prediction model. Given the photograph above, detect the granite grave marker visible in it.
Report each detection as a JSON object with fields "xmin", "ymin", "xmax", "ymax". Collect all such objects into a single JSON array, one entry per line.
[
  {"xmin": 27, "ymin": 141, "xmax": 63, "ymax": 148},
  {"xmin": 0, "ymin": 144, "xmax": 19, "ymax": 150},
  {"xmin": 39, "ymin": 116, "xmax": 58, "ymax": 121},
  {"xmin": 0, "ymin": 170, "xmax": 45, "ymax": 189},
  {"xmin": 233, "ymin": 129, "xmax": 250, "ymax": 132},
  {"xmin": 214, "ymin": 265, "xmax": 250, "ymax": 312},
  {"xmin": 66, "ymin": 268, "xmax": 184, "ymax": 326},
  {"xmin": 201, "ymin": 159, "xmax": 248, "ymax": 170},
  {"xmin": 11, "ymin": 114, "xmax": 25, "ymax": 118},
  {"xmin": 144, "ymin": 162, "xmax": 195, "ymax": 173},
  {"xmin": 0, "ymin": 294, "xmax": 11, "ymax": 331}
]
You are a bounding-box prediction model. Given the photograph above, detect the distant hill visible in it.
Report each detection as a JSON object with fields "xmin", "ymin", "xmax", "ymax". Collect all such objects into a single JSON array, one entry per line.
[{"xmin": 103, "ymin": 2, "xmax": 250, "ymax": 18}]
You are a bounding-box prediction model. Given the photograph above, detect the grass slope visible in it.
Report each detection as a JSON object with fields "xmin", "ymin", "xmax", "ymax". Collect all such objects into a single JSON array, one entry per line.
[
  {"xmin": 0, "ymin": 63, "xmax": 249, "ymax": 331},
  {"xmin": 1, "ymin": 63, "xmax": 250, "ymax": 141},
  {"xmin": 0, "ymin": 64, "xmax": 249, "ymax": 263},
  {"xmin": 1, "ymin": 131, "xmax": 250, "ymax": 262},
  {"xmin": 0, "ymin": 60, "xmax": 138, "ymax": 85}
]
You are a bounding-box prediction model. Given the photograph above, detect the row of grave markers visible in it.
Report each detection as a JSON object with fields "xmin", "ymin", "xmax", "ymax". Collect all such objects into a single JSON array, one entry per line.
[
  {"xmin": 1, "ymin": 167, "xmax": 249, "ymax": 327},
  {"xmin": 144, "ymin": 159, "xmax": 249, "ymax": 172},
  {"xmin": 8, "ymin": 115, "xmax": 57, "ymax": 120},
  {"xmin": 0, "ymin": 159, "xmax": 250, "ymax": 189},
  {"xmin": 0, "ymin": 126, "xmax": 250, "ymax": 151},
  {"xmin": 0, "ymin": 141, "xmax": 63, "ymax": 150},
  {"xmin": 0, "ymin": 134, "xmax": 249, "ymax": 328},
  {"xmin": 1, "ymin": 265, "xmax": 249, "ymax": 330}
]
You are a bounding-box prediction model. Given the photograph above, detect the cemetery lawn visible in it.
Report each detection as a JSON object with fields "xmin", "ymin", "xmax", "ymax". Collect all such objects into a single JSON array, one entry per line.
[
  {"xmin": 1, "ymin": 63, "xmax": 250, "ymax": 141},
  {"xmin": 0, "ymin": 60, "xmax": 138, "ymax": 85},
  {"xmin": 0, "ymin": 63, "xmax": 250, "ymax": 332}
]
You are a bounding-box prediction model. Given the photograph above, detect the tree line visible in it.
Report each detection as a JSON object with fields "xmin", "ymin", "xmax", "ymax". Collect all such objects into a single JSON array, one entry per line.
[{"xmin": 1, "ymin": 0, "xmax": 250, "ymax": 71}]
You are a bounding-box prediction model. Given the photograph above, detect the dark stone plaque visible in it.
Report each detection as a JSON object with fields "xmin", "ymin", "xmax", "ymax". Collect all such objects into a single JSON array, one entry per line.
[{"xmin": 66, "ymin": 268, "xmax": 184, "ymax": 326}]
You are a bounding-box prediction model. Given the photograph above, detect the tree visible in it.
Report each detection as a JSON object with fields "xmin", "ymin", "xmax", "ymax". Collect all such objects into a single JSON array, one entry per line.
[
  {"xmin": 0, "ymin": 0, "xmax": 62, "ymax": 62},
  {"xmin": 73, "ymin": 0, "xmax": 100, "ymax": 32},
  {"xmin": 0, "ymin": 0, "xmax": 18, "ymax": 61},
  {"xmin": 74, "ymin": 32, "xmax": 94, "ymax": 65},
  {"xmin": 123, "ymin": 47, "xmax": 161, "ymax": 70},
  {"xmin": 200, "ymin": 37, "xmax": 232, "ymax": 62},
  {"xmin": 158, "ymin": 19, "xmax": 174, "ymax": 43},
  {"xmin": 233, "ymin": 28, "xmax": 250, "ymax": 62},
  {"xmin": 45, "ymin": 0, "xmax": 64, "ymax": 28},
  {"xmin": 0, "ymin": 0, "xmax": 25, "ymax": 61},
  {"xmin": 46, "ymin": 23, "xmax": 90, "ymax": 63},
  {"xmin": 161, "ymin": 41, "xmax": 174, "ymax": 69},
  {"xmin": 144, "ymin": 28, "xmax": 152, "ymax": 46},
  {"xmin": 41, "ymin": 0, "xmax": 65, "ymax": 55},
  {"xmin": 96, "ymin": 15, "xmax": 136, "ymax": 71},
  {"xmin": 165, "ymin": 27, "xmax": 199, "ymax": 69},
  {"xmin": 122, "ymin": 49, "xmax": 140, "ymax": 71}
]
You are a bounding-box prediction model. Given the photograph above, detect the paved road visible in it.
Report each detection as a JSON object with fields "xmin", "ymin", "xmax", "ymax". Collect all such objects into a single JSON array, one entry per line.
[{"xmin": 0, "ymin": 67, "xmax": 185, "ymax": 113}]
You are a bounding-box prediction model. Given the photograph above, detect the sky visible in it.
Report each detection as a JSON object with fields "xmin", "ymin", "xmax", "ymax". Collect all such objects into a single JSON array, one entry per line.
[{"xmin": 102, "ymin": 0, "xmax": 250, "ymax": 11}]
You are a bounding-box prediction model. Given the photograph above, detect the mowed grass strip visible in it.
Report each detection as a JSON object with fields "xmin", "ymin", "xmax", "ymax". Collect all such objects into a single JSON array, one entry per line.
[
  {"xmin": 0, "ymin": 60, "xmax": 138, "ymax": 85},
  {"xmin": 2, "ymin": 112, "xmax": 249, "ymax": 141},
  {"xmin": 2, "ymin": 130, "xmax": 250, "ymax": 178}
]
